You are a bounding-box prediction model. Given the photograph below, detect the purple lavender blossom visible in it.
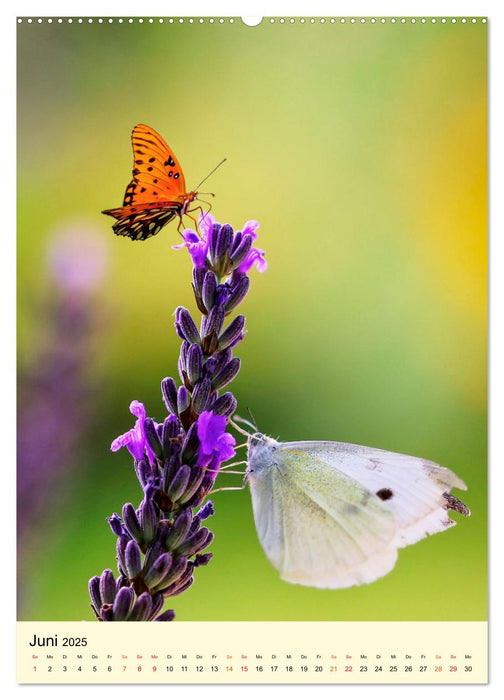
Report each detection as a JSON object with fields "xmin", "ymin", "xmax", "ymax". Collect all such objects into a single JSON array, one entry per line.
[
  {"xmin": 197, "ymin": 411, "xmax": 236, "ymax": 471},
  {"xmin": 89, "ymin": 213, "xmax": 266, "ymax": 622},
  {"xmin": 236, "ymin": 220, "xmax": 267, "ymax": 274},
  {"xmin": 174, "ymin": 213, "xmax": 267, "ymax": 276},
  {"xmin": 110, "ymin": 401, "xmax": 157, "ymax": 465},
  {"xmin": 172, "ymin": 212, "xmax": 214, "ymax": 268}
]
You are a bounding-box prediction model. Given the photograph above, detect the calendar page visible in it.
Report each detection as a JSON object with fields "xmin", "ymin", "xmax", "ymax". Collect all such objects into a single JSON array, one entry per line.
[{"xmin": 16, "ymin": 11, "xmax": 487, "ymax": 685}]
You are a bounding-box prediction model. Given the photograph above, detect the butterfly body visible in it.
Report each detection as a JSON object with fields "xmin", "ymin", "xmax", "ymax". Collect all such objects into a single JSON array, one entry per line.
[
  {"xmin": 246, "ymin": 434, "xmax": 469, "ymax": 589},
  {"xmin": 102, "ymin": 124, "xmax": 199, "ymax": 240}
]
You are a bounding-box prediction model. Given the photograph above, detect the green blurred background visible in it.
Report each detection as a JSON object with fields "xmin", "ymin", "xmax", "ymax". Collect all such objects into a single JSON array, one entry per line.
[{"xmin": 17, "ymin": 18, "xmax": 487, "ymax": 621}]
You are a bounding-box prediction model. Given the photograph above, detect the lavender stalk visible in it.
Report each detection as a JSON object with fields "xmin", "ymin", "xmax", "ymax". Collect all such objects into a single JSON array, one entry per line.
[
  {"xmin": 18, "ymin": 228, "xmax": 107, "ymax": 616},
  {"xmin": 89, "ymin": 214, "xmax": 266, "ymax": 621}
]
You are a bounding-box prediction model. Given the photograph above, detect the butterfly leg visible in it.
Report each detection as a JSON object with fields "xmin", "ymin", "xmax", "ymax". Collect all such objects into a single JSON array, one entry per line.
[
  {"xmin": 194, "ymin": 201, "xmax": 214, "ymax": 229},
  {"xmin": 219, "ymin": 460, "xmax": 247, "ymax": 470},
  {"xmin": 198, "ymin": 462, "xmax": 245, "ymax": 475},
  {"xmin": 177, "ymin": 216, "xmax": 187, "ymax": 236},
  {"xmin": 181, "ymin": 206, "xmax": 205, "ymax": 234},
  {"xmin": 182, "ymin": 203, "xmax": 214, "ymax": 234},
  {"xmin": 208, "ymin": 483, "xmax": 248, "ymax": 495},
  {"xmin": 213, "ymin": 469, "xmax": 247, "ymax": 475}
]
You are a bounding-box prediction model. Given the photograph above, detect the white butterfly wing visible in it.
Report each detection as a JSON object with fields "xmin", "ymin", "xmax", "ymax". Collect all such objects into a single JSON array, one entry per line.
[
  {"xmin": 249, "ymin": 447, "xmax": 399, "ymax": 588},
  {"xmin": 283, "ymin": 441, "xmax": 469, "ymax": 548},
  {"xmin": 247, "ymin": 437, "xmax": 469, "ymax": 589}
]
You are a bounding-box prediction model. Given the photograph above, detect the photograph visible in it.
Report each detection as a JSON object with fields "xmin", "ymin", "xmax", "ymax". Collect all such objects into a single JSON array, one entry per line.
[{"xmin": 16, "ymin": 12, "xmax": 487, "ymax": 683}]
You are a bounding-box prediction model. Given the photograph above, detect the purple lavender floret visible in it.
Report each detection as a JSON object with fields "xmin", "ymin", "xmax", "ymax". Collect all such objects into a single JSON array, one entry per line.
[
  {"xmin": 110, "ymin": 400, "xmax": 157, "ymax": 466},
  {"xmin": 89, "ymin": 213, "xmax": 265, "ymax": 621}
]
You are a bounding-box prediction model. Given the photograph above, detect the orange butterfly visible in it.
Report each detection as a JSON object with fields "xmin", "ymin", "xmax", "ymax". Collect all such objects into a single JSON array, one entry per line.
[{"xmin": 102, "ymin": 124, "xmax": 203, "ymax": 241}]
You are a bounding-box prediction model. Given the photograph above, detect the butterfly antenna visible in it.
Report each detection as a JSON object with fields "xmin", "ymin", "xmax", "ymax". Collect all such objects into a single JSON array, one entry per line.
[
  {"xmin": 195, "ymin": 158, "xmax": 227, "ymax": 191},
  {"xmin": 246, "ymin": 407, "xmax": 258, "ymax": 431},
  {"xmin": 231, "ymin": 414, "xmax": 258, "ymax": 433},
  {"xmin": 228, "ymin": 416, "xmax": 253, "ymax": 437},
  {"xmin": 239, "ymin": 412, "xmax": 258, "ymax": 432}
]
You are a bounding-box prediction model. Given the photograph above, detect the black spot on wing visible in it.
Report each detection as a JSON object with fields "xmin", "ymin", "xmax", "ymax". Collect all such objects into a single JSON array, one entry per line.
[{"xmin": 376, "ymin": 488, "xmax": 393, "ymax": 501}]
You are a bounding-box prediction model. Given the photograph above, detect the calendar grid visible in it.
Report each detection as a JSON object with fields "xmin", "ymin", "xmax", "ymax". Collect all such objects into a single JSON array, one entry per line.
[{"xmin": 17, "ymin": 621, "xmax": 487, "ymax": 684}]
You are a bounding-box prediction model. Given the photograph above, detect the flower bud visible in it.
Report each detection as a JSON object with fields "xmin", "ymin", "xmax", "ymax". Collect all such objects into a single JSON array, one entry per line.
[
  {"xmin": 210, "ymin": 391, "xmax": 237, "ymax": 417},
  {"xmin": 125, "ymin": 539, "xmax": 143, "ymax": 579},
  {"xmin": 211, "ymin": 348, "xmax": 232, "ymax": 376},
  {"xmin": 202, "ymin": 271, "xmax": 217, "ymax": 312},
  {"xmin": 155, "ymin": 609, "xmax": 176, "ymax": 622},
  {"xmin": 138, "ymin": 498, "xmax": 158, "ymax": 544},
  {"xmin": 144, "ymin": 418, "xmax": 164, "ymax": 460},
  {"xmin": 194, "ymin": 552, "xmax": 213, "ymax": 567},
  {"xmin": 225, "ymin": 275, "xmax": 250, "ymax": 313},
  {"xmin": 192, "ymin": 377, "xmax": 212, "ymax": 414},
  {"xmin": 150, "ymin": 593, "xmax": 165, "ymax": 620},
  {"xmin": 215, "ymin": 223, "xmax": 234, "ymax": 260},
  {"xmin": 175, "ymin": 307, "xmax": 201, "ymax": 344},
  {"xmin": 219, "ymin": 315, "xmax": 245, "ymax": 350},
  {"xmin": 229, "ymin": 233, "xmax": 253, "ymax": 268},
  {"xmin": 203, "ymin": 356, "xmax": 217, "ymax": 377},
  {"xmin": 187, "ymin": 343, "xmax": 203, "ymax": 385},
  {"xmin": 212, "ymin": 357, "xmax": 241, "ymax": 391},
  {"xmin": 163, "ymin": 451, "xmax": 181, "ymax": 492},
  {"xmin": 88, "ymin": 576, "xmax": 102, "ymax": 611},
  {"xmin": 181, "ymin": 422, "xmax": 200, "ymax": 463},
  {"xmin": 177, "ymin": 465, "xmax": 206, "ymax": 505},
  {"xmin": 230, "ymin": 230, "xmax": 242, "ymax": 255},
  {"xmin": 162, "ymin": 415, "xmax": 180, "ymax": 454},
  {"xmin": 166, "ymin": 464, "xmax": 191, "ymax": 502},
  {"xmin": 165, "ymin": 509, "xmax": 193, "ymax": 550},
  {"xmin": 174, "ymin": 527, "xmax": 213, "ymax": 557},
  {"xmin": 177, "ymin": 386, "xmax": 190, "ymax": 414},
  {"xmin": 202, "ymin": 304, "xmax": 225, "ymax": 339},
  {"xmin": 135, "ymin": 459, "xmax": 152, "ymax": 488},
  {"xmin": 192, "ymin": 267, "xmax": 208, "ymax": 314},
  {"xmin": 192, "ymin": 266, "xmax": 206, "ymax": 298},
  {"xmin": 156, "ymin": 560, "xmax": 193, "ymax": 596},
  {"xmin": 112, "ymin": 586, "xmax": 134, "ymax": 621},
  {"xmin": 215, "ymin": 283, "xmax": 231, "ymax": 308},
  {"xmin": 116, "ymin": 535, "xmax": 129, "ymax": 577},
  {"xmin": 144, "ymin": 553, "xmax": 174, "ymax": 589},
  {"xmin": 151, "ymin": 556, "xmax": 189, "ymax": 592},
  {"xmin": 161, "ymin": 568, "xmax": 195, "ymax": 597},
  {"xmin": 196, "ymin": 500, "xmax": 215, "ymax": 520},
  {"xmin": 107, "ymin": 512, "xmax": 124, "ymax": 537},
  {"xmin": 99, "ymin": 569, "xmax": 117, "ymax": 605},
  {"xmin": 142, "ymin": 539, "xmax": 165, "ymax": 574},
  {"xmin": 161, "ymin": 377, "xmax": 178, "ymax": 415},
  {"xmin": 128, "ymin": 592, "xmax": 153, "ymax": 621},
  {"xmin": 122, "ymin": 503, "xmax": 143, "ymax": 543},
  {"xmin": 208, "ymin": 223, "xmax": 222, "ymax": 260}
]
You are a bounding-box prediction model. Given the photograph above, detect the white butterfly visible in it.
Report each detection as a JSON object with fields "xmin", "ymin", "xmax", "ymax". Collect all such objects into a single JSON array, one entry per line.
[{"xmin": 245, "ymin": 434, "xmax": 470, "ymax": 589}]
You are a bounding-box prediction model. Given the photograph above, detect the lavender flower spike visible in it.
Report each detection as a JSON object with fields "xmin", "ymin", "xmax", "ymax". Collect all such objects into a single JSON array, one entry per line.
[{"xmin": 90, "ymin": 213, "xmax": 265, "ymax": 621}]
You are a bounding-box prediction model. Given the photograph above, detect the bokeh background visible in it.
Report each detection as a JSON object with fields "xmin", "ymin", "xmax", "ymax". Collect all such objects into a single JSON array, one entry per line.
[{"xmin": 17, "ymin": 17, "xmax": 487, "ymax": 621}]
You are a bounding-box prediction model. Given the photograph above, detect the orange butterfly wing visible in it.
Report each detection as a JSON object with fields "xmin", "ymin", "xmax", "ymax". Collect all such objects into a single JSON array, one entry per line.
[{"xmin": 102, "ymin": 124, "xmax": 195, "ymax": 241}]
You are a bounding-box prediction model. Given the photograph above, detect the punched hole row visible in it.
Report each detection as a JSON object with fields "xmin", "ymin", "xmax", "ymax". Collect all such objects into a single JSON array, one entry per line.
[{"xmin": 17, "ymin": 17, "xmax": 487, "ymax": 25}]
